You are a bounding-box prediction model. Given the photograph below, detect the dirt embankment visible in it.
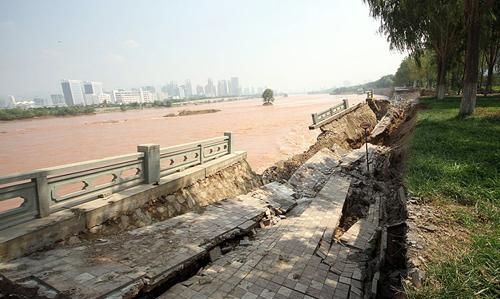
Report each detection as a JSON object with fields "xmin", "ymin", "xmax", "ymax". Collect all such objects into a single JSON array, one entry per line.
[
  {"xmin": 369, "ymin": 101, "xmax": 418, "ymax": 298},
  {"xmin": 262, "ymin": 103, "xmax": 379, "ymax": 182},
  {"xmin": 263, "ymin": 97, "xmax": 419, "ymax": 298},
  {"xmin": 76, "ymin": 160, "xmax": 262, "ymax": 238}
]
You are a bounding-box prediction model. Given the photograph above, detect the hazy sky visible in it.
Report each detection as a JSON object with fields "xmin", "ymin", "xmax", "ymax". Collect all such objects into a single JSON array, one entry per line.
[{"xmin": 0, "ymin": 0, "xmax": 405, "ymax": 98}]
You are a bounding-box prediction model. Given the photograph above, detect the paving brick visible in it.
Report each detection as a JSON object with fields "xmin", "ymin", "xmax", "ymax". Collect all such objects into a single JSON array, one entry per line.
[{"xmin": 156, "ymin": 173, "xmax": 376, "ymax": 299}]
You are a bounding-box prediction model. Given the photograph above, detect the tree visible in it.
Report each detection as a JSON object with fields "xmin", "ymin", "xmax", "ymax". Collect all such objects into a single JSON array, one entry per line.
[
  {"xmin": 262, "ymin": 89, "xmax": 274, "ymax": 105},
  {"xmin": 363, "ymin": 0, "xmax": 463, "ymax": 99},
  {"xmin": 481, "ymin": 0, "xmax": 500, "ymax": 93},
  {"xmin": 394, "ymin": 51, "xmax": 437, "ymax": 88},
  {"xmin": 460, "ymin": 0, "xmax": 482, "ymax": 117}
]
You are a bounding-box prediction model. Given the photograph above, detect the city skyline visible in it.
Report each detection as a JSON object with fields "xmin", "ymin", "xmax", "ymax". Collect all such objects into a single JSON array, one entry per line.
[
  {"xmin": 0, "ymin": 0, "xmax": 405, "ymax": 98},
  {"xmin": 1, "ymin": 76, "xmax": 261, "ymax": 107}
]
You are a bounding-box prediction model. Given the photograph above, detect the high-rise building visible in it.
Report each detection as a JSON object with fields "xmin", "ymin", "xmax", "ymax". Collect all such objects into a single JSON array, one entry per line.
[
  {"xmin": 82, "ymin": 81, "xmax": 103, "ymax": 105},
  {"xmin": 217, "ymin": 80, "xmax": 228, "ymax": 97},
  {"xmin": 141, "ymin": 86, "xmax": 159, "ymax": 101},
  {"xmin": 184, "ymin": 80, "xmax": 192, "ymax": 98},
  {"xmin": 179, "ymin": 87, "xmax": 186, "ymax": 99},
  {"xmin": 7, "ymin": 95, "xmax": 16, "ymax": 108},
  {"xmin": 205, "ymin": 79, "xmax": 216, "ymax": 97},
  {"xmin": 142, "ymin": 86, "xmax": 156, "ymax": 93},
  {"xmin": 61, "ymin": 80, "xmax": 86, "ymax": 106},
  {"xmin": 50, "ymin": 94, "xmax": 65, "ymax": 106},
  {"xmin": 0, "ymin": 96, "xmax": 16, "ymax": 108},
  {"xmin": 163, "ymin": 81, "xmax": 180, "ymax": 98},
  {"xmin": 229, "ymin": 77, "xmax": 240, "ymax": 96},
  {"xmin": 83, "ymin": 81, "xmax": 103, "ymax": 95},
  {"xmin": 196, "ymin": 85, "xmax": 205, "ymax": 96}
]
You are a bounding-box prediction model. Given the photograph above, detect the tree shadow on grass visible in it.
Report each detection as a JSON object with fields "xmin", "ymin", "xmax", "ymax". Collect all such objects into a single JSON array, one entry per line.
[{"xmin": 407, "ymin": 107, "xmax": 500, "ymax": 205}]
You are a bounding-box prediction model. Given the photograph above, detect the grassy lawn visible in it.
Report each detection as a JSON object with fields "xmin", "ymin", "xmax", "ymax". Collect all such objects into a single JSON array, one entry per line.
[{"xmin": 405, "ymin": 96, "xmax": 500, "ymax": 298}]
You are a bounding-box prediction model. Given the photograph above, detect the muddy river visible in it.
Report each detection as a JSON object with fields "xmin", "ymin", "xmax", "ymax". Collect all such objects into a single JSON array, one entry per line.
[{"xmin": 0, "ymin": 94, "xmax": 367, "ymax": 176}]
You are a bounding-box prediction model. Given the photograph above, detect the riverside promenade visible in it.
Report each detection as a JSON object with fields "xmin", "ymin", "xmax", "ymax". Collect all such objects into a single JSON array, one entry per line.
[{"xmin": 0, "ymin": 144, "xmax": 382, "ymax": 299}]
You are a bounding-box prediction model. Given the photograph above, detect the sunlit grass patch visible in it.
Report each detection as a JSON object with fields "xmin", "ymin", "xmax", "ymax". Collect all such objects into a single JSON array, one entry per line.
[{"xmin": 405, "ymin": 96, "xmax": 500, "ymax": 298}]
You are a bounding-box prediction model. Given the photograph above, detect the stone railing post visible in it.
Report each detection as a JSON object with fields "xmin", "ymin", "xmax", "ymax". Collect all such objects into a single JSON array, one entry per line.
[
  {"xmin": 343, "ymin": 98, "xmax": 349, "ymax": 109},
  {"xmin": 138, "ymin": 144, "xmax": 160, "ymax": 184},
  {"xmin": 35, "ymin": 171, "xmax": 50, "ymax": 217},
  {"xmin": 200, "ymin": 143, "xmax": 205, "ymax": 164},
  {"xmin": 311, "ymin": 113, "xmax": 318, "ymax": 125},
  {"xmin": 224, "ymin": 132, "xmax": 234, "ymax": 154}
]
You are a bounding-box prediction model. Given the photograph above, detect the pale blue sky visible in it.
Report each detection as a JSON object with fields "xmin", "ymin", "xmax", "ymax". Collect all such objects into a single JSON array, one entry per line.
[{"xmin": 0, "ymin": 0, "xmax": 405, "ymax": 98}]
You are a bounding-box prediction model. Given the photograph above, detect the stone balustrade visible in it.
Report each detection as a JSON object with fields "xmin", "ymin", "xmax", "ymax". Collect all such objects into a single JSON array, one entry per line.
[
  {"xmin": 0, "ymin": 132, "xmax": 233, "ymax": 230},
  {"xmin": 309, "ymin": 99, "xmax": 349, "ymax": 129}
]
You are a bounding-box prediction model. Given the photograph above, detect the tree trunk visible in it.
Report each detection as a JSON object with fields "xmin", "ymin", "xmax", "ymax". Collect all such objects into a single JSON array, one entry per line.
[
  {"xmin": 436, "ymin": 55, "xmax": 447, "ymax": 99},
  {"xmin": 460, "ymin": 0, "xmax": 481, "ymax": 117},
  {"xmin": 486, "ymin": 64, "xmax": 494, "ymax": 93},
  {"xmin": 484, "ymin": 16, "xmax": 499, "ymax": 93},
  {"xmin": 479, "ymin": 54, "xmax": 485, "ymax": 89}
]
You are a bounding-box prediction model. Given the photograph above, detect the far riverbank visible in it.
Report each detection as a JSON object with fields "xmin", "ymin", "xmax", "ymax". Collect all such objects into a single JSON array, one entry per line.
[
  {"xmin": 0, "ymin": 96, "xmax": 258, "ymax": 121},
  {"xmin": 0, "ymin": 94, "xmax": 367, "ymax": 175}
]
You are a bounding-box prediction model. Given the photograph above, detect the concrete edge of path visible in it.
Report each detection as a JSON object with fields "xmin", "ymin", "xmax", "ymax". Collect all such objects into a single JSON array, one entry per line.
[{"xmin": 0, "ymin": 152, "xmax": 247, "ymax": 262}]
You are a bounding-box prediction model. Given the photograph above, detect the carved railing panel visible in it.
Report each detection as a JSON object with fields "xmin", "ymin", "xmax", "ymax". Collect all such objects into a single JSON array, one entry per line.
[
  {"xmin": 0, "ymin": 133, "xmax": 233, "ymax": 229},
  {"xmin": 311, "ymin": 99, "xmax": 350, "ymax": 127},
  {"xmin": 0, "ymin": 175, "xmax": 39, "ymax": 230}
]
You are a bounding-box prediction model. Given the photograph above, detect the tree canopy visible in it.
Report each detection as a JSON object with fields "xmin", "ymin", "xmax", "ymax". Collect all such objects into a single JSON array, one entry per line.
[
  {"xmin": 365, "ymin": 0, "xmax": 500, "ymax": 116},
  {"xmin": 262, "ymin": 89, "xmax": 275, "ymax": 105}
]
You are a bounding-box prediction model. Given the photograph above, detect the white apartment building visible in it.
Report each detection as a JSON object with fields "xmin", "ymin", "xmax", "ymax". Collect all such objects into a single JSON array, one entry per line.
[
  {"xmin": 112, "ymin": 89, "xmax": 154, "ymax": 104},
  {"xmin": 61, "ymin": 80, "xmax": 86, "ymax": 106},
  {"xmin": 61, "ymin": 80, "xmax": 104, "ymax": 106}
]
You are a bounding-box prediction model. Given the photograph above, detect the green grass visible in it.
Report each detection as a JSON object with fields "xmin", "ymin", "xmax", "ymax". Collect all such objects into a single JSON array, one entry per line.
[{"xmin": 406, "ymin": 96, "xmax": 500, "ymax": 298}]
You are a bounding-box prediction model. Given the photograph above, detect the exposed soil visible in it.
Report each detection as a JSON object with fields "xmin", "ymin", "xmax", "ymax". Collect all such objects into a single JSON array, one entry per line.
[
  {"xmin": 403, "ymin": 200, "xmax": 472, "ymax": 292},
  {"xmin": 72, "ymin": 160, "xmax": 262, "ymax": 239},
  {"xmin": 256, "ymin": 95, "xmax": 421, "ymax": 298},
  {"xmin": 262, "ymin": 103, "xmax": 378, "ymax": 183}
]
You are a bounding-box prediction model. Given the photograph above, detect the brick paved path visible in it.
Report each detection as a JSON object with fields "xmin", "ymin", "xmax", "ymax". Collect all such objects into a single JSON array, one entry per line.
[
  {"xmin": 0, "ymin": 185, "xmax": 296, "ymax": 299},
  {"xmin": 159, "ymin": 174, "xmax": 379, "ymax": 299},
  {"xmin": 0, "ymin": 147, "xmax": 380, "ymax": 299}
]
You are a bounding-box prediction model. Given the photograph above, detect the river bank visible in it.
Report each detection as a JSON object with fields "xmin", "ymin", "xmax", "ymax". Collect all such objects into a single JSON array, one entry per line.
[{"xmin": 0, "ymin": 94, "xmax": 368, "ymax": 176}]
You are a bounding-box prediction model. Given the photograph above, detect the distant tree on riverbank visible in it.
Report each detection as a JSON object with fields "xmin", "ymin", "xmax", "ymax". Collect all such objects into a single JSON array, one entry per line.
[{"xmin": 262, "ymin": 89, "xmax": 274, "ymax": 106}]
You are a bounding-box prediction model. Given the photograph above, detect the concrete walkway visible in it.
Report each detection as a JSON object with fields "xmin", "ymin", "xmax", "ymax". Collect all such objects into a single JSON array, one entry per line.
[
  {"xmin": 0, "ymin": 184, "xmax": 296, "ymax": 299},
  {"xmin": 0, "ymin": 146, "xmax": 381, "ymax": 299}
]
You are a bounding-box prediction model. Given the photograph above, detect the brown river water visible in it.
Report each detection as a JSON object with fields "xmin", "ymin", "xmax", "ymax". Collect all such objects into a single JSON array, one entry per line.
[{"xmin": 0, "ymin": 94, "xmax": 367, "ymax": 176}]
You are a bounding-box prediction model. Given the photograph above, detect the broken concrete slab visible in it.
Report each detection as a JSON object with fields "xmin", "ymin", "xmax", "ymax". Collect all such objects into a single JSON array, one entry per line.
[
  {"xmin": 209, "ymin": 247, "xmax": 222, "ymax": 262},
  {"xmin": 340, "ymin": 196, "xmax": 380, "ymax": 251},
  {"xmin": 251, "ymin": 182, "xmax": 297, "ymax": 212},
  {"xmin": 160, "ymin": 174, "xmax": 354, "ymax": 299},
  {"xmin": 288, "ymin": 148, "xmax": 339, "ymax": 197},
  {"xmin": 0, "ymin": 186, "xmax": 294, "ymax": 299},
  {"xmin": 339, "ymin": 143, "xmax": 378, "ymax": 169}
]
